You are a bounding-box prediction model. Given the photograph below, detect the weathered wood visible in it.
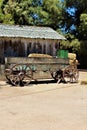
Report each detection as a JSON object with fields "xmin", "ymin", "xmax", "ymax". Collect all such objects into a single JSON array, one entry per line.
[{"xmin": 5, "ymin": 57, "xmax": 69, "ymax": 64}]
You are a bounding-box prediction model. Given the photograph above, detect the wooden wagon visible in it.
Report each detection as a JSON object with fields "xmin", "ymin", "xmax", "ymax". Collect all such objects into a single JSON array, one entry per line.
[{"xmin": 5, "ymin": 53, "xmax": 79, "ymax": 86}]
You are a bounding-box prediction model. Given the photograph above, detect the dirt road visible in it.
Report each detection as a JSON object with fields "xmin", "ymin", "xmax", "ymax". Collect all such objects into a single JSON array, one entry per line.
[{"xmin": 0, "ymin": 70, "xmax": 87, "ymax": 130}]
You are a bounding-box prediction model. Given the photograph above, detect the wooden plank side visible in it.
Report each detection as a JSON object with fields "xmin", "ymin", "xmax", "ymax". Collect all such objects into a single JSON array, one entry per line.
[{"xmin": 5, "ymin": 57, "xmax": 69, "ymax": 65}]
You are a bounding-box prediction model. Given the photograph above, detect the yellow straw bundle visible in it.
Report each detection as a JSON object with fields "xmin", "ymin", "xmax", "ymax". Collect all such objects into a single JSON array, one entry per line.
[
  {"xmin": 68, "ymin": 53, "xmax": 76, "ymax": 60},
  {"xmin": 28, "ymin": 53, "xmax": 52, "ymax": 58}
]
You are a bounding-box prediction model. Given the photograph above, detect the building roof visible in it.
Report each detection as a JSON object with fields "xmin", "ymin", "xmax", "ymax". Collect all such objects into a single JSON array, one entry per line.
[{"xmin": 0, "ymin": 24, "xmax": 66, "ymax": 40}]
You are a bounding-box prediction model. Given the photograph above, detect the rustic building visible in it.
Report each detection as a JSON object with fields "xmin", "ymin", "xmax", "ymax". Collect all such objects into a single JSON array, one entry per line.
[{"xmin": 0, "ymin": 24, "xmax": 66, "ymax": 64}]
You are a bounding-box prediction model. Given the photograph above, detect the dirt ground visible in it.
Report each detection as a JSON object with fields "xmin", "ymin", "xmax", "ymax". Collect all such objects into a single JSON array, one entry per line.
[{"xmin": 0, "ymin": 70, "xmax": 87, "ymax": 130}]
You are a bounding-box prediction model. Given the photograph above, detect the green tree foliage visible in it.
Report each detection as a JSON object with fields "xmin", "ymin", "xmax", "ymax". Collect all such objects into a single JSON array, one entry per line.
[
  {"xmin": 63, "ymin": 0, "xmax": 87, "ymax": 40},
  {"xmin": 0, "ymin": 0, "xmax": 4, "ymax": 22},
  {"xmin": 0, "ymin": 0, "xmax": 65, "ymax": 29},
  {"xmin": 64, "ymin": 0, "xmax": 87, "ymax": 31},
  {"xmin": 79, "ymin": 13, "xmax": 87, "ymax": 40},
  {"xmin": 42, "ymin": 0, "xmax": 64, "ymax": 29},
  {"xmin": 62, "ymin": 0, "xmax": 87, "ymax": 68},
  {"xmin": 61, "ymin": 33, "xmax": 80, "ymax": 53},
  {"xmin": 1, "ymin": 0, "xmax": 33, "ymax": 25}
]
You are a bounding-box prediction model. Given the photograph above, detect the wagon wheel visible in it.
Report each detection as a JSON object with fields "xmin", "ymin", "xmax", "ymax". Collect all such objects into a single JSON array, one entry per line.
[
  {"xmin": 9, "ymin": 64, "xmax": 33, "ymax": 86},
  {"xmin": 63, "ymin": 65, "xmax": 79, "ymax": 83}
]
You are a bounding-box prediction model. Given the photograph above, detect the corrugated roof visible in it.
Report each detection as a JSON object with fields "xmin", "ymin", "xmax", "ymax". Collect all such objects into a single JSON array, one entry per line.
[{"xmin": 0, "ymin": 24, "xmax": 66, "ymax": 40}]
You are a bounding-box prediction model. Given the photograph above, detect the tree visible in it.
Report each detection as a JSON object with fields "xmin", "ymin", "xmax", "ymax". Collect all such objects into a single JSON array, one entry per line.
[
  {"xmin": 63, "ymin": 0, "xmax": 87, "ymax": 38},
  {"xmin": 79, "ymin": 13, "xmax": 87, "ymax": 40},
  {"xmin": 61, "ymin": 0, "xmax": 87, "ymax": 68},
  {"xmin": 0, "ymin": 0, "xmax": 65, "ymax": 29},
  {"xmin": 42, "ymin": 0, "xmax": 64, "ymax": 29},
  {"xmin": 1, "ymin": 0, "xmax": 33, "ymax": 25},
  {"xmin": 0, "ymin": 0, "xmax": 4, "ymax": 23}
]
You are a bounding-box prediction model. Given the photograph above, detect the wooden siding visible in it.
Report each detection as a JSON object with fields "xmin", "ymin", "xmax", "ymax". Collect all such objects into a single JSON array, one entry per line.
[{"xmin": 0, "ymin": 37, "xmax": 60, "ymax": 63}]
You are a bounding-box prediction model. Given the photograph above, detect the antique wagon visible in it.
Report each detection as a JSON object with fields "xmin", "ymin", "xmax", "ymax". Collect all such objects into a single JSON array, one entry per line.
[{"xmin": 5, "ymin": 52, "xmax": 79, "ymax": 86}]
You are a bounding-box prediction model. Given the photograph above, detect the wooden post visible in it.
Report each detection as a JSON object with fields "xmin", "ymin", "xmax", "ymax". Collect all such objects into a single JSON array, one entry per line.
[{"xmin": 0, "ymin": 40, "xmax": 4, "ymax": 64}]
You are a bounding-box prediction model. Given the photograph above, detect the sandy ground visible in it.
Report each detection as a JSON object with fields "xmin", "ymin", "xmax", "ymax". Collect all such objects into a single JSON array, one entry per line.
[{"xmin": 0, "ymin": 70, "xmax": 87, "ymax": 130}]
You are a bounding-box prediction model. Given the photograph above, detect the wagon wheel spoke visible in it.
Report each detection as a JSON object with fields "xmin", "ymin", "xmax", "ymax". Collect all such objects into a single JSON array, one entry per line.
[
  {"xmin": 63, "ymin": 69, "xmax": 70, "ymax": 83},
  {"xmin": 5, "ymin": 69, "xmax": 20, "ymax": 86},
  {"xmin": 68, "ymin": 68, "xmax": 79, "ymax": 83},
  {"xmin": 21, "ymin": 65, "xmax": 33, "ymax": 86},
  {"xmin": 71, "ymin": 69, "xmax": 79, "ymax": 83},
  {"xmin": 24, "ymin": 74, "xmax": 32, "ymax": 79},
  {"xmin": 21, "ymin": 69, "xmax": 33, "ymax": 86},
  {"xmin": 9, "ymin": 74, "xmax": 21, "ymax": 86}
]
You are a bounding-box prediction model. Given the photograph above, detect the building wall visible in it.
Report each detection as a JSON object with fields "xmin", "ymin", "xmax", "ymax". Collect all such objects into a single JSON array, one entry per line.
[
  {"xmin": 26, "ymin": 38, "xmax": 60, "ymax": 56},
  {"xmin": 0, "ymin": 40, "xmax": 4, "ymax": 63},
  {"xmin": 0, "ymin": 37, "xmax": 60, "ymax": 64}
]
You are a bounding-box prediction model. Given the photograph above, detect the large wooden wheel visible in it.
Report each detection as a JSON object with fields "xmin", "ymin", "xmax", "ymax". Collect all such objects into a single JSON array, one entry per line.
[
  {"xmin": 6, "ymin": 64, "xmax": 33, "ymax": 86},
  {"xmin": 63, "ymin": 65, "xmax": 79, "ymax": 83}
]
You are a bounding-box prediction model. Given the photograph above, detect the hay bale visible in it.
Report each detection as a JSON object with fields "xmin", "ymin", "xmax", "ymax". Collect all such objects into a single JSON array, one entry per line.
[
  {"xmin": 68, "ymin": 53, "xmax": 76, "ymax": 60},
  {"xmin": 28, "ymin": 53, "xmax": 53, "ymax": 58},
  {"xmin": 80, "ymin": 79, "xmax": 87, "ymax": 85},
  {"xmin": 69, "ymin": 59, "xmax": 79, "ymax": 65},
  {"xmin": 76, "ymin": 60, "xmax": 79, "ymax": 65},
  {"xmin": 69, "ymin": 59, "xmax": 74, "ymax": 65}
]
